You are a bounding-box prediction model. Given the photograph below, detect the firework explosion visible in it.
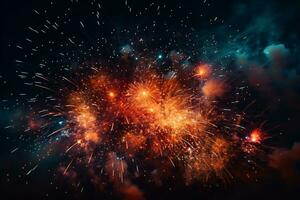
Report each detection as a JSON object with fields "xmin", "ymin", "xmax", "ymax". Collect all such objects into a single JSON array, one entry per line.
[
  {"xmin": 6, "ymin": 0, "xmax": 300, "ymax": 199},
  {"xmin": 15, "ymin": 59, "xmax": 264, "ymax": 197}
]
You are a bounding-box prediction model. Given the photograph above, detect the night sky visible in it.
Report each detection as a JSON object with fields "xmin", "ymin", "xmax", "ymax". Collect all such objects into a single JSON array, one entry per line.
[{"xmin": 1, "ymin": 0, "xmax": 300, "ymax": 199}]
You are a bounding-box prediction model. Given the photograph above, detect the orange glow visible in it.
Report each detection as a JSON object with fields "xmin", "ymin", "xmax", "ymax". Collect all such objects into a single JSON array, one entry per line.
[
  {"xmin": 108, "ymin": 91, "xmax": 116, "ymax": 98},
  {"xmin": 141, "ymin": 90, "xmax": 148, "ymax": 97},
  {"xmin": 148, "ymin": 107, "xmax": 155, "ymax": 113},
  {"xmin": 202, "ymin": 79, "xmax": 226, "ymax": 98},
  {"xmin": 194, "ymin": 64, "xmax": 211, "ymax": 79},
  {"xmin": 249, "ymin": 129, "xmax": 263, "ymax": 143}
]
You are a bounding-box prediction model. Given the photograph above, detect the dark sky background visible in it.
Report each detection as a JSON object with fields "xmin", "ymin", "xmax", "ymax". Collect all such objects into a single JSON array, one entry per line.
[{"xmin": 1, "ymin": 0, "xmax": 300, "ymax": 199}]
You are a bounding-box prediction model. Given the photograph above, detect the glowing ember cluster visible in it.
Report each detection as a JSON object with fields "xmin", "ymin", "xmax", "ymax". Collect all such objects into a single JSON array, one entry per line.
[{"xmin": 25, "ymin": 62, "xmax": 266, "ymax": 191}]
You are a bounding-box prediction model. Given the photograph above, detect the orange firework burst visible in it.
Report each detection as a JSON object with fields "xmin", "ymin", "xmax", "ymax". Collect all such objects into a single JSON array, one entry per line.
[
  {"xmin": 119, "ymin": 69, "xmax": 234, "ymax": 182},
  {"xmin": 248, "ymin": 129, "xmax": 264, "ymax": 144},
  {"xmin": 127, "ymin": 76, "xmax": 200, "ymax": 130},
  {"xmin": 24, "ymin": 63, "xmax": 264, "ymax": 189},
  {"xmin": 58, "ymin": 67, "xmax": 242, "ymax": 184},
  {"xmin": 194, "ymin": 64, "xmax": 212, "ymax": 79}
]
